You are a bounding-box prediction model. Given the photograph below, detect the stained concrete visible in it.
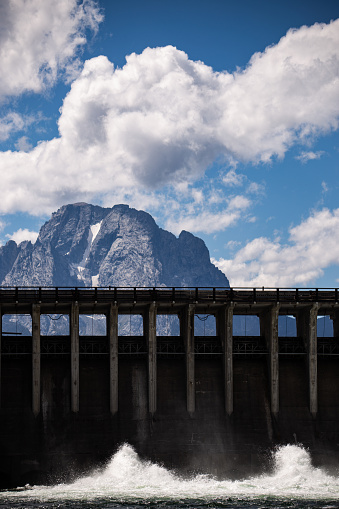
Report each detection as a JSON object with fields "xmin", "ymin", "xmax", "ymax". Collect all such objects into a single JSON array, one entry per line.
[{"xmin": 1, "ymin": 351, "xmax": 339, "ymax": 487}]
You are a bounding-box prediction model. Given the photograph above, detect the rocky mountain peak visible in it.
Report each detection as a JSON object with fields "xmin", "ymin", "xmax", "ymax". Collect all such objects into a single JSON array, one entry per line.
[{"xmin": 0, "ymin": 203, "xmax": 229, "ymax": 288}]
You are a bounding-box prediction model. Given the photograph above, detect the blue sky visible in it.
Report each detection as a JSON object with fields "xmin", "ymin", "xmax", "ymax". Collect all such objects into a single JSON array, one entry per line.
[{"xmin": 0, "ymin": 0, "xmax": 339, "ymax": 288}]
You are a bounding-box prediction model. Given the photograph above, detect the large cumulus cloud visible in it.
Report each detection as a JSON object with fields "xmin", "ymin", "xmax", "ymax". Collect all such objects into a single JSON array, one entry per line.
[
  {"xmin": 0, "ymin": 0, "xmax": 103, "ymax": 99},
  {"xmin": 0, "ymin": 19, "xmax": 339, "ymax": 214}
]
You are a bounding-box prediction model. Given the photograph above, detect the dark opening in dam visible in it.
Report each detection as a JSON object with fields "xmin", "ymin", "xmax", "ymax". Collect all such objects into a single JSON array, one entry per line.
[{"xmin": 1, "ymin": 287, "xmax": 339, "ymax": 488}]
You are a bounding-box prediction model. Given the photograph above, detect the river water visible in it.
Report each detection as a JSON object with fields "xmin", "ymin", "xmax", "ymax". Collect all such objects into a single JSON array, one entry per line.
[{"xmin": 1, "ymin": 444, "xmax": 338, "ymax": 509}]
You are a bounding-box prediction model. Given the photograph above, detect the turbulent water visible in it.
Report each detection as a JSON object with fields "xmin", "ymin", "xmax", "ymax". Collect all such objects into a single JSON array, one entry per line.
[{"xmin": 1, "ymin": 444, "xmax": 339, "ymax": 509}]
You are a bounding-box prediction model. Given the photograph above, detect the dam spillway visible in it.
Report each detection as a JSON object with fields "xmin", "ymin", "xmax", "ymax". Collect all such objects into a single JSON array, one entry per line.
[{"xmin": 1, "ymin": 287, "xmax": 339, "ymax": 487}]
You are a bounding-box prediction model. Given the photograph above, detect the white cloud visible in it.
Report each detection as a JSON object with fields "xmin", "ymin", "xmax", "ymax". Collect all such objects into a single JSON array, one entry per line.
[
  {"xmin": 167, "ymin": 210, "xmax": 239, "ymax": 235},
  {"xmin": 14, "ymin": 136, "xmax": 33, "ymax": 152},
  {"xmin": 228, "ymin": 195, "xmax": 251, "ymax": 210},
  {"xmin": 222, "ymin": 169, "xmax": 245, "ymax": 187},
  {"xmin": 161, "ymin": 185, "xmax": 255, "ymax": 237},
  {"xmin": 0, "ymin": 0, "xmax": 103, "ymax": 100},
  {"xmin": 6, "ymin": 228, "xmax": 39, "ymax": 245},
  {"xmin": 0, "ymin": 19, "xmax": 338, "ymax": 214},
  {"xmin": 0, "ymin": 111, "xmax": 47, "ymax": 144},
  {"xmin": 165, "ymin": 190, "xmax": 251, "ymax": 235},
  {"xmin": 296, "ymin": 151, "xmax": 325, "ymax": 163},
  {"xmin": 0, "ymin": 113, "xmax": 29, "ymax": 142},
  {"xmin": 246, "ymin": 182, "xmax": 265, "ymax": 195},
  {"xmin": 213, "ymin": 208, "xmax": 339, "ymax": 287},
  {"xmin": 226, "ymin": 240, "xmax": 241, "ymax": 250}
]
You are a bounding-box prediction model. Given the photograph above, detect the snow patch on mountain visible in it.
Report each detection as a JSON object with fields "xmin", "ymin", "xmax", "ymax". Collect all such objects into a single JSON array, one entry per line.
[
  {"xmin": 70, "ymin": 220, "xmax": 103, "ymax": 284},
  {"xmin": 90, "ymin": 221, "xmax": 102, "ymax": 243},
  {"xmin": 92, "ymin": 274, "xmax": 100, "ymax": 287}
]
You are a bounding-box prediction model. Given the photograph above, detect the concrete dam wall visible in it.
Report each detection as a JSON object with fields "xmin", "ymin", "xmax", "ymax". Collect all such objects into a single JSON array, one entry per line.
[{"xmin": 1, "ymin": 287, "xmax": 339, "ymax": 487}]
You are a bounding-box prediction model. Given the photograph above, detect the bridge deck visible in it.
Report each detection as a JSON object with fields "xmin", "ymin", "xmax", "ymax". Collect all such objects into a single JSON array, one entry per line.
[{"xmin": 0, "ymin": 286, "xmax": 339, "ymax": 314}]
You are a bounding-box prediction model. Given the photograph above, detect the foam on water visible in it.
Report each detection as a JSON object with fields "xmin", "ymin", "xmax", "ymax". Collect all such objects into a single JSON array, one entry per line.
[{"xmin": 3, "ymin": 444, "xmax": 339, "ymax": 503}]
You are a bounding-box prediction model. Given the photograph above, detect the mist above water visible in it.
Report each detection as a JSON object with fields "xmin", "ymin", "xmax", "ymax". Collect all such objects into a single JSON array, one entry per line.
[{"xmin": 2, "ymin": 444, "xmax": 339, "ymax": 503}]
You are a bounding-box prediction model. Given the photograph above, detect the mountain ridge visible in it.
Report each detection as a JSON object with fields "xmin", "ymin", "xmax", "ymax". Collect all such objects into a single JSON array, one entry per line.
[{"xmin": 0, "ymin": 202, "xmax": 229, "ymax": 288}]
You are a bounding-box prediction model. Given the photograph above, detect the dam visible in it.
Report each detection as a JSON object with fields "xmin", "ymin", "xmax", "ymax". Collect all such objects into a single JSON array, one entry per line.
[{"xmin": 1, "ymin": 286, "xmax": 339, "ymax": 487}]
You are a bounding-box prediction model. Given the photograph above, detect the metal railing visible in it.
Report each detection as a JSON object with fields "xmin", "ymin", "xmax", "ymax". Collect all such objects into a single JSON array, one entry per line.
[
  {"xmin": 3, "ymin": 335, "xmax": 339, "ymax": 356},
  {"xmin": 0, "ymin": 286, "xmax": 339, "ymax": 305}
]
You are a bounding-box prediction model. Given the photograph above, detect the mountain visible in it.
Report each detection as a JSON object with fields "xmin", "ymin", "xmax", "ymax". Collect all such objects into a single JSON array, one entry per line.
[{"xmin": 0, "ymin": 202, "xmax": 229, "ymax": 288}]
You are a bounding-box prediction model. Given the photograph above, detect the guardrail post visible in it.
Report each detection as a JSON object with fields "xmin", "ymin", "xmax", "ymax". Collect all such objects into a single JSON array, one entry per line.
[
  {"xmin": 218, "ymin": 304, "xmax": 234, "ymax": 415},
  {"xmin": 71, "ymin": 301, "xmax": 79, "ymax": 412},
  {"xmin": 144, "ymin": 303, "xmax": 157, "ymax": 414},
  {"xmin": 181, "ymin": 304, "xmax": 195, "ymax": 413},
  {"xmin": 108, "ymin": 303, "xmax": 118, "ymax": 415},
  {"xmin": 32, "ymin": 304, "xmax": 40, "ymax": 416}
]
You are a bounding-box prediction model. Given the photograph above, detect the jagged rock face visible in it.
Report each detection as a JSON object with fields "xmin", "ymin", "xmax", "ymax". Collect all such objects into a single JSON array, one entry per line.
[
  {"xmin": 0, "ymin": 240, "xmax": 20, "ymax": 284},
  {"xmin": 1, "ymin": 202, "xmax": 229, "ymax": 288}
]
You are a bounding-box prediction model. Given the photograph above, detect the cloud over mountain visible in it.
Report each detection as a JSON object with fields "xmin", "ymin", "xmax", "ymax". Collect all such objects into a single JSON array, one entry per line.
[{"xmin": 0, "ymin": 19, "xmax": 338, "ymax": 216}]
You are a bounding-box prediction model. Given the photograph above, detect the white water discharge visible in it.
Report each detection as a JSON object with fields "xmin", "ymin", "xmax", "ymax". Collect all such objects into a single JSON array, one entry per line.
[{"xmin": 3, "ymin": 444, "xmax": 339, "ymax": 503}]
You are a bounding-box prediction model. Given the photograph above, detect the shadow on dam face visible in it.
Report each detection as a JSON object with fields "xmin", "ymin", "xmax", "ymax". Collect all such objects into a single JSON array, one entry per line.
[{"xmin": 1, "ymin": 352, "xmax": 339, "ymax": 487}]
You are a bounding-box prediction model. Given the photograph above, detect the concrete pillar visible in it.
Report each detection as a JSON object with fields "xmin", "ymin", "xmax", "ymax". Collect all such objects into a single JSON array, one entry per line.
[
  {"xmin": 332, "ymin": 311, "xmax": 339, "ymax": 338},
  {"xmin": 262, "ymin": 305, "xmax": 280, "ymax": 415},
  {"xmin": 297, "ymin": 305, "xmax": 319, "ymax": 416},
  {"xmin": 32, "ymin": 304, "xmax": 40, "ymax": 416},
  {"xmin": 70, "ymin": 301, "xmax": 79, "ymax": 413},
  {"xmin": 108, "ymin": 304, "xmax": 118, "ymax": 415},
  {"xmin": 308, "ymin": 304, "xmax": 319, "ymax": 417},
  {"xmin": 144, "ymin": 303, "xmax": 157, "ymax": 414},
  {"xmin": 217, "ymin": 305, "xmax": 234, "ymax": 415},
  {"xmin": 181, "ymin": 304, "xmax": 195, "ymax": 413}
]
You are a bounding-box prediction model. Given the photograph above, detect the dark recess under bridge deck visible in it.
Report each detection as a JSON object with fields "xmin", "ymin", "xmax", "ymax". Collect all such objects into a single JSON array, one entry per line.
[{"xmin": 1, "ymin": 287, "xmax": 339, "ymax": 487}]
